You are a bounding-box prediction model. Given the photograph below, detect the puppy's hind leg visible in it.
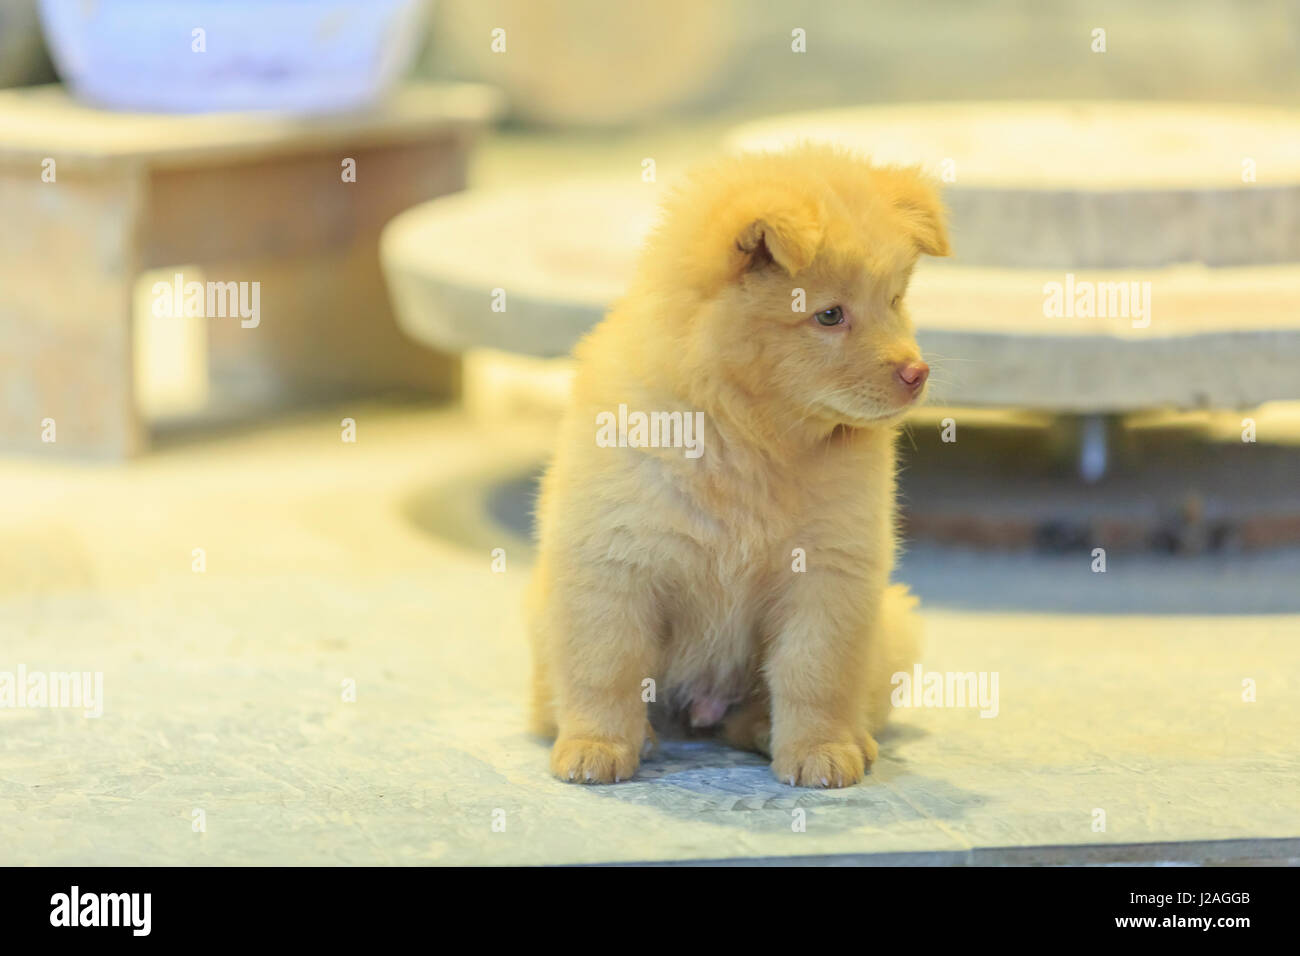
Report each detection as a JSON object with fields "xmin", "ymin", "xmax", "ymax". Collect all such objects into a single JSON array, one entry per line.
[
  {"xmin": 526, "ymin": 562, "xmax": 559, "ymax": 738},
  {"xmin": 721, "ymin": 691, "xmax": 772, "ymax": 756},
  {"xmin": 864, "ymin": 583, "xmax": 923, "ymax": 735},
  {"xmin": 529, "ymin": 646, "xmax": 558, "ymax": 738}
]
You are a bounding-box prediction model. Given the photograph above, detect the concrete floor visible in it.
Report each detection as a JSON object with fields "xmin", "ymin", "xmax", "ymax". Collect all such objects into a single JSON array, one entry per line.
[{"xmin": 1, "ymin": 405, "xmax": 1297, "ymax": 865}]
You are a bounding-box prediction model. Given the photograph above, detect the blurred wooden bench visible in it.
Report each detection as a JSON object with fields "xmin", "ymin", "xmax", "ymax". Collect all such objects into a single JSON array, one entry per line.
[{"xmin": 0, "ymin": 82, "xmax": 504, "ymax": 457}]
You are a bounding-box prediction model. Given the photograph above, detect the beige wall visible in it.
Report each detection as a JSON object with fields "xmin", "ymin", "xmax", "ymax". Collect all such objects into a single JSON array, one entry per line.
[{"xmin": 420, "ymin": 0, "xmax": 1300, "ymax": 125}]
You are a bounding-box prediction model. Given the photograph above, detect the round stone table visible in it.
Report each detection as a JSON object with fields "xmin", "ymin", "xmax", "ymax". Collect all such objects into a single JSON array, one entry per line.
[
  {"xmin": 382, "ymin": 187, "xmax": 1300, "ymax": 413},
  {"xmin": 384, "ymin": 102, "xmax": 1300, "ymax": 489}
]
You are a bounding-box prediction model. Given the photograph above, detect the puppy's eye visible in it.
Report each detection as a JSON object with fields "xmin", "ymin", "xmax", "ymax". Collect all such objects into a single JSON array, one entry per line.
[
  {"xmin": 814, "ymin": 306, "xmax": 844, "ymax": 327},
  {"xmin": 891, "ymin": 295, "xmax": 901, "ymax": 309}
]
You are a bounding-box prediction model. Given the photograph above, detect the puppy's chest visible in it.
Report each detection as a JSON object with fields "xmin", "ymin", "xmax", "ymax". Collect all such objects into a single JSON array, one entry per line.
[
  {"xmin": 659, "ymin": 549, "xmax": 767, "ymax": 721},
  {"xmin": 666, "ymin": 471, "xmax": 794, "ymax": 607},
  {"xmin": 655, "ymin": 471, "xmax": 798, "ymax": 705}
]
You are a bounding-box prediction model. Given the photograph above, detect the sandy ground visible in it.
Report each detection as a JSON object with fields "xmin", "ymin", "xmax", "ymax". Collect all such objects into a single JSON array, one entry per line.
[{"xmin": 1, "ymin": 404, "xmax": 1296, "ymax": 865}]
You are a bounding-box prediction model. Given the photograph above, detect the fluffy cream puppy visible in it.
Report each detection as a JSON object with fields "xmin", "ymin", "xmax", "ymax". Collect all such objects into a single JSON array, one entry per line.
[{"xmin": 528, "ymin": 145, "xmax": 950, "ymax": 787}]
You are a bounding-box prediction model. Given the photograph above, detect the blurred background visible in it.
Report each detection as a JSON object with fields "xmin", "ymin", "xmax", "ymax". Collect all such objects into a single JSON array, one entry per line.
[{"xmin": 2, "ymin": 0, "xmax": 1299, "ymax": 866}]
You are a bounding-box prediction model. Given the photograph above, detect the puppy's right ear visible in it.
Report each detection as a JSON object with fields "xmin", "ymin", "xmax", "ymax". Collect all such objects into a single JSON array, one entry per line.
[
  {"xmin": 657, "ymin": 169, "xmax": 825, "ymax": 294},
  {"xmin": 695, "ymin": 181, "xmax": 823, "ymax": 290},
  {"xmin": 731, "ymin": 205, "xmax": 823, "ymax": 278}
]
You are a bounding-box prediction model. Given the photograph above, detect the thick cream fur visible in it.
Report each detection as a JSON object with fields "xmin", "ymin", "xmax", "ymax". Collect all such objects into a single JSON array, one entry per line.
[{"xmin": 528, "ymin": 146, "xmax": 949, "ymax": 787}]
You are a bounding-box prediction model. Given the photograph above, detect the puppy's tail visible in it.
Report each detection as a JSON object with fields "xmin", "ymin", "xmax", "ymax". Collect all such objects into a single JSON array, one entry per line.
[{"xmin": 865, "ymin": 583, "xmax": 923, "ymax": 734}]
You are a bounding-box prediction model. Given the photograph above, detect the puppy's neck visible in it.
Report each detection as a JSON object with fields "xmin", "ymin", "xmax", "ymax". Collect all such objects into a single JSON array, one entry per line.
[{"xmin": 700, "ymin": 387, "xmax": 894, "ymax": 465}]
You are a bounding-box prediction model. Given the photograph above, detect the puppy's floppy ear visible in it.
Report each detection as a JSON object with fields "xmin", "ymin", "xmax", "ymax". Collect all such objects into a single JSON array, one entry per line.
[
  {"xmin": 707, "ymin": 180, "xmax": 823, "ymax": 283},
  {"xmin": 652, "ymin": 161, "xmax": 825, "ymax": 293},
  {"xmin": 879, "ymin": 166, "xmax": 951, "ymax": 258},
  {"xmin": 733, "ymin": 206, "xmax": 823, "ymax": 277}
]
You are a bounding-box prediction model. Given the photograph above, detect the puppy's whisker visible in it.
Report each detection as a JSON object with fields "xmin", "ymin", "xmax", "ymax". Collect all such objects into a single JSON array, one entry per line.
[{"xmin": 900, "ymin": 422, "xmax": 919, "ymax": 452}]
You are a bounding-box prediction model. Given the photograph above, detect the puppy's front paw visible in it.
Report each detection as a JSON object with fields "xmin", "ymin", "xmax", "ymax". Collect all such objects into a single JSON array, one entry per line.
[
  {"xmin": 771, "ymin": 732, "xmax": 877, "ymax": 788},
  {"xmin": 551, "ymin": 735, "xmax": 640, "ymax": 784}
]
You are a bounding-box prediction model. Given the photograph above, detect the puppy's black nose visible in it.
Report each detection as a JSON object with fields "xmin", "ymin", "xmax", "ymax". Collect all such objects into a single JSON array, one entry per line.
[{"xmin": 896, "ymin": 361, "xmax": 929, "ymax": 390}]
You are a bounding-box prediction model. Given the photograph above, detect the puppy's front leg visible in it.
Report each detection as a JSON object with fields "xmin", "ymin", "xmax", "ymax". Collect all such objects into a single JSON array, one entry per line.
[
  {"xmin": 549, "ymin": 572, "xmax": 659, "ymax": 784},
  {"xmin": 766, "ymin": 575, "xmax": 880, "ymax": 788}
]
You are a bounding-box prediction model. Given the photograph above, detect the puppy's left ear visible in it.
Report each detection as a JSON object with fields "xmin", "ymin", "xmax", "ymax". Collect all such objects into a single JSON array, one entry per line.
[{"xmin": 882, "ymin": 168, "xmax": 952, "ymax": 258}]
